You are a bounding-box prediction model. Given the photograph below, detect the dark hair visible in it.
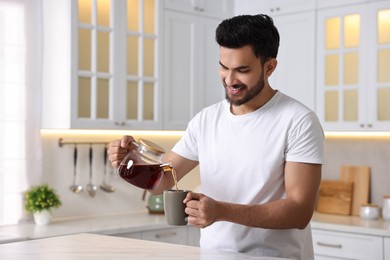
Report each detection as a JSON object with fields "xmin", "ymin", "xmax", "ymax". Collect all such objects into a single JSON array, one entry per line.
[{"xmin": 215, "ymin": 14, "xmax": 280, "ymax": 64}]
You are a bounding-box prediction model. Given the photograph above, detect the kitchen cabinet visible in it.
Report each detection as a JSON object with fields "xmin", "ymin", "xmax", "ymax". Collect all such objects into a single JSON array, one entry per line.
[
  {"xmin": 187, "ymin": 225, "xmax": 201, "ymax": 246},
  {"xmin": 163, "ymin": 5, "xmax": 230, "ymax": 130},
  {"xmin": 235, "ymin": 1, "xmax": 316, "ymax": 111},
  {"xmin": 164, "ymin": 0, "xmax": 232, "ymax": 19},
  {"xmin": 269, "ymin": 11, "xmax": 316, "ymax": 111},
  {"xmin": 112, "ymin": 226, "xmax": 200, "ymax": 246},
  {"xmin": 316, "ymin": 1, "xmax": 390, "ymax": 131},
  {"xmin": 312, "ymin": 229, "xmax": 384, "ymax": 259},
  {"xmin": 235, "ymin": 0, "xmax": 315, "ymax": 16},
  {"xmin": 42, "ymin": 0, "xmax": 163, "ymax": 130},
  {"xmin": 317, "ymin": 0, "xmax": 367, "ymax": 10},
  {"xmin": 385, "ymin": 237, "xmax": 390, "ymax": 260}
]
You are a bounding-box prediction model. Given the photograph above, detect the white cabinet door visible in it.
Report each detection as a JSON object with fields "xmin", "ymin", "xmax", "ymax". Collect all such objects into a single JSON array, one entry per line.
[
  {"xmin": 165, "ymin": 0, "xmax": 232, "ymax": 18},
  {"xmin": 163, "ymin": 11, "xmax": 223, "ymax": 130},
  {"xmin": 187, "ymin": 226, "xmax": 200, "ymax": 246},
  {"xmin": 317, "ymin": 0, "xmax": 367, "ymax": 10},
  {"xmin": 112, "ymin": 231, "xmax": 142, "ymax": 239},
  {"xmin": 42, "ymin": 0, "xmax": 162, "ymax": 130},
  {"xmin": 141, "ymin": 227, "xmax": 187, "ymax": 245},
  {"xmin": 270, "ymin": 11, "xmax": 316, "ymax": 111},
  {"xmin": 316, "ymin": 1, "xmax": 390, "ymax": 131},
  {"xmin": 235, "ymin": 0, "xmax": 315, "ymax": 16},
  {"xmin": 235, "ymin": 3, "xmax": 316, "ymax": 111},
  {"xmin": 385, "ymin": 237, "xmax": 390, "ymax": 260},
  {"xmin": 312, "ymin": 229, "xmax": 384, "ymax": 260}
]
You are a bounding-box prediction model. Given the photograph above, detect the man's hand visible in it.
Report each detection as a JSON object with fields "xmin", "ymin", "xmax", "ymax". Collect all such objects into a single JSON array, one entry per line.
[
  {"xmin": 107, "ymin": 135, "xmax": 136, "ymax": 168},
  {"xmin": 184, "ymin": 192, "xmax": 221, "ymax": 228}
]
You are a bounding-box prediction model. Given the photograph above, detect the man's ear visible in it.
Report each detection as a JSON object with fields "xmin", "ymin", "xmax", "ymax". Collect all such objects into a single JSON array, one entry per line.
[{"xmin": 265, "ymin": 58, "xmax": 277, "ymax": 77}]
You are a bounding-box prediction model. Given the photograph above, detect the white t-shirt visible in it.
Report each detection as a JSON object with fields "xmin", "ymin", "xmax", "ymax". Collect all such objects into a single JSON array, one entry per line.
[{"xmin": 172, "ymin": 91, "xmax": 324, "ymax": 259}]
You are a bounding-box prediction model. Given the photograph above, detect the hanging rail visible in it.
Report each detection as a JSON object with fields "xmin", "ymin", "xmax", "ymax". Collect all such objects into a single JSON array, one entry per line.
[{"xmin": 58, "ymin": 138, "xmax": 109, "ymax": 147}]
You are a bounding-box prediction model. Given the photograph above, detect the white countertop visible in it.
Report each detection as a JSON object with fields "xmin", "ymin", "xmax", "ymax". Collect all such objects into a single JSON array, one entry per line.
[
  {"xmin": 0, "ymin": 210, "xmax": 389, "ymax": 245},
  {"xmin": 311, "ymin": 212, "xmax": 390, "ymax": 237},
  {"xmin": 0, "ymin": 210, "xmax": 168, "ymax": 244},
  {"xmin": 0, "ymin": 233, "xmax": 289, "ymax": 260}
]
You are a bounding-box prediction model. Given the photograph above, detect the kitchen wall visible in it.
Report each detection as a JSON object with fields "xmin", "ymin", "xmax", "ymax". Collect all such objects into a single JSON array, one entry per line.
[
  {"xmin": 40, "ymin": 131, "xmax": 200, "ymax": 220},
  {"xmin": 40, "ymin": 130, "xmax": 390, "ymax": 221},
  {"xmin": 323, "ymin": 137, "xmax": 390, "ymax": 205}
]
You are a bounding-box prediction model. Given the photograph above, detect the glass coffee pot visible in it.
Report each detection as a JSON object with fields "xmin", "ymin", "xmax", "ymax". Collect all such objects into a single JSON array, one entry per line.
[{"xmin": 118, "ymin": 139, "xmax": 173, "ymax": 190}]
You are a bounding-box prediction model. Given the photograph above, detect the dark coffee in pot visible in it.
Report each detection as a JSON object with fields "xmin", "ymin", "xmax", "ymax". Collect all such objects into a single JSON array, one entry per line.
[{"xmin": 119, "ymin": 163, "xmax": 163, "ymax": 190}]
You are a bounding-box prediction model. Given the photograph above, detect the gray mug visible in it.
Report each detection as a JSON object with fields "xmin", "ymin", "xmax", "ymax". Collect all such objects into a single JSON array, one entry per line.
[{"xmin": 163, "ymin": 190, "xmax": 189, "ymax": 226}]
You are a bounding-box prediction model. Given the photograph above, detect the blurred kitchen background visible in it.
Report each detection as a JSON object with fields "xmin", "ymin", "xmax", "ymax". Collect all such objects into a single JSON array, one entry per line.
[{"xmin": 0, "ymin": 0, "xmax": 390, "ymax": 227}]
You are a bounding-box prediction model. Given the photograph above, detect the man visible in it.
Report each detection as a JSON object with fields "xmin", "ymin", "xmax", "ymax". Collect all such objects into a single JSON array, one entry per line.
[{"xmin": 109, "ymin": 14, "xmax": 323, "ymax": 259}]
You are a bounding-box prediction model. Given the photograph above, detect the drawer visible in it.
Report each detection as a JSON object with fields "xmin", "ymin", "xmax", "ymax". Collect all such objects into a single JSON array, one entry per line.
[
  {"xmin": 141, "ymin": 227, "xmax": 187, "ymax": 245},
  {"xmin": 312, "ymin": 229, "xmax": 383, "ymax": 260},
  {"xmin": 110, "ymin": 231, "xmax": 142, "ymax": 239}
]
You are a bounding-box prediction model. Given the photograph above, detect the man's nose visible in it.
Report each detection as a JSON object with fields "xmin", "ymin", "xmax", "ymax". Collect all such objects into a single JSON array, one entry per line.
[{"xmin": 224, "ymin": 70, "xmax": 236, "ymax": 86}]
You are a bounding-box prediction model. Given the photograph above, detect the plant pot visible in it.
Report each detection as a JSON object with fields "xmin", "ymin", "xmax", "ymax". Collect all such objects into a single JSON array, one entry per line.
[{"xmin": 33, "ymin": 210, "xmax": 52, "ymax": 226}]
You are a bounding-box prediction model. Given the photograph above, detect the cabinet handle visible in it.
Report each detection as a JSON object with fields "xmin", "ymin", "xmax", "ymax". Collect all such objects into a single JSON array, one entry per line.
[
  {"xmin": 194, "ymin": 6, "xmax": 204, "ymax": 12},
  {"xmin": 155, "ymin": 231, "xmax": 177, "ymax": 239},
  {"xmin": 367, "ymin": 123, "xmax": 372, "ymax": 128},
  {"xmin": 316, "ymin": 242, "xmax": 342, "ymax": 248}
]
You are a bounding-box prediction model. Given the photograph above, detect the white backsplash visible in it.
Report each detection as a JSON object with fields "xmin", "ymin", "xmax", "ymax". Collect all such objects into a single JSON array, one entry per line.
[
  {"xmin": 41, "ymin": 132, "xmax": 390, "ymax": 220},
  {"xmin": 323, "ymin": 138, "xmax": 390, "ymax": 205}
]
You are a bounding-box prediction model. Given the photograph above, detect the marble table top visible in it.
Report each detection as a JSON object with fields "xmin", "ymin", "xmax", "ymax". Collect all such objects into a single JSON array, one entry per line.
[{"xmin": 0, "ymin": 233, "xmax": 289, "ymax": 260}]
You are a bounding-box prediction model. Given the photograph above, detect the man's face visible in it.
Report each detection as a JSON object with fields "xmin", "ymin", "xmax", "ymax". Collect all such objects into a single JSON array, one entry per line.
[{"xmin": 219, "ymin": 45, "xmax": 265, "ymax": 106}]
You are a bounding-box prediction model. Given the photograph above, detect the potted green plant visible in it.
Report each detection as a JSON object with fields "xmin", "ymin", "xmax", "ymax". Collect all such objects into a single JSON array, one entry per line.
[{"xmin": 24, "ymin": 184, "xmax": 62, "ymax": 225}]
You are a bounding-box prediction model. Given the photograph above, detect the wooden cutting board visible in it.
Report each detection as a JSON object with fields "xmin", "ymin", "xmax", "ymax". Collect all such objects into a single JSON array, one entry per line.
[
  {"xmin": 316, "ymin": 180, "xmax": 354, "ymax": 215},
  {"xmin": 340, "ymin": 166, "xmax": 371, "ymax": 216}
]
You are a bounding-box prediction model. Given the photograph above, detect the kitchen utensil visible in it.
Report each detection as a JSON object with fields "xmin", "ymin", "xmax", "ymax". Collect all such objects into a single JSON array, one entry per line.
[
  {"xmin": 316, "ymin": 180, "xmax": 353, "ymax": 215},
  {"xmin": 118, "ymin": 139, "xmax": 173, "ymax": 190},
  {"xmin": 339, "ymin": 166, "xmax": 371, "ymax": 216},
  {"xmin": 86, "ymin": 145, "xmax": 97, "ymax": 197},
  {"xmin": 69, "ymin": 145, "xmax": 83, "ymax": 193},
  {"xmin": 100, "ymin": 146, "xmax": 115, "ymax": 193},
  {"xmin": 382, "ymin": 196, "xmax": 390, "ymax": 221},
  {"xmin": 360, "ymin": 204, "xmax": 380, "ymax": 220}
]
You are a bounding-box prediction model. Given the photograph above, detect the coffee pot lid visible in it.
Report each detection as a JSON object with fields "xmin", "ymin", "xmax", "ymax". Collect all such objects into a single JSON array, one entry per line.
[{"xmin": 139, "ymin": 139, "xmax": 165, "ymax": 154}]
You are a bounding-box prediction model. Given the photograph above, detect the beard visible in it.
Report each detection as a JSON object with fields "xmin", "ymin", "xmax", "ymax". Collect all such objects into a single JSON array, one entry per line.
[{"xmin": 224, "ymin": 74, "xmax": 265, "ymax": 106}]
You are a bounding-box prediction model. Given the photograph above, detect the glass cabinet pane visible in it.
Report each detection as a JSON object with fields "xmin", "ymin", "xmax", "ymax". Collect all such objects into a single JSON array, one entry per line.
[
  {"xmin": 127, "ymin": 36, "xmax": 138, "ymax": 75},
  {"xmin": 325, "ymin": 91, "xmax": 339, "ymax": 121},
  {"xmin": 344, "ymin": 14, "xmax": 360, "ymax": 48},
  {"xmin": 378, "ymin": 88, "xmax": 390, "ymax": 120},
  {"xmin": 97, "ymin": 31, "xmax": 110, "ymax": 73},
  {"xmin": 127, "ymin": 0, "xmax": 139, "ymax": 31},
  {"xmin": 326, "ymin": 17, "xmax": 340, "ymax": 49},
  {"xmin": 78, "ymin": 77, "xmax": 91, "ymax": 118},
  {"xmin": 78, "ymin": 0, "xmax": 92, "ymax": 24},
  {"xmin": 343, "ymin": 89, "xmax": 358, "ymax": 121},
  {"xmin": 97, "ymin": 0, "xmax": 110, "ymax": 27},
  {"xmin": 143, "ymin": 82, "xmax": 154, "ymax": 120},
  {"xmin": 344, "ymin": 52, "xmax": 359, "ymax": 84},
  {"xmin": 78, "ymin": 29, "xmax": 91, "ymax": 71},
  {"xmin": 144, "ymin": 0, "xmax": 155, "ymax": 34},
  {"xmin": 97, "ymin": 78, "xmax": 109, "ymax": 118},
  {"xmin": 325, "ymin": 54, "xmax": 339, "ymax": 86},
  {"xmin": 378, "ymin": 49, "xmax": 390, "ymax": 83},
  {"xmin": 378, "ymin": 9, "xmax": 390, "ymax": 44},
  {"xmin": 127, "ymin": 81, "xmax": 138, "ymax": 120},
  {"xmin": 143, "ymin": 38, "xmax": 154, "ymax": 77}
]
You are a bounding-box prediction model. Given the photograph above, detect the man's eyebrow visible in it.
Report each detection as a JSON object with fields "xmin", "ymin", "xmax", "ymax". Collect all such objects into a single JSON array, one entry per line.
[{"xmin": 219, "ymin": 61, "xmax": 250, "ymax": 70}]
